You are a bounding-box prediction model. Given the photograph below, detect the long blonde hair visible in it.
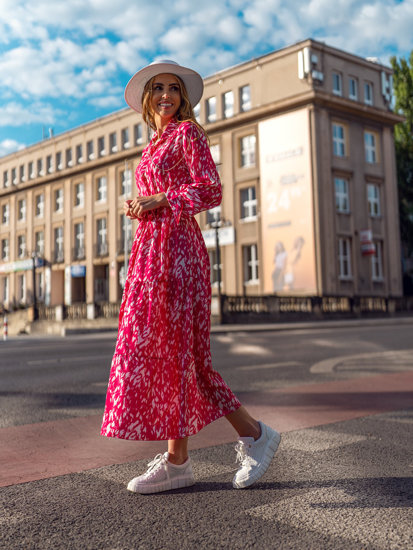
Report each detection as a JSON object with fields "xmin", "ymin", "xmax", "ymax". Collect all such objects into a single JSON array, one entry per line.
[{"xmin": 141, "ymin": 74, "xmax": 207, "ymax": 139}]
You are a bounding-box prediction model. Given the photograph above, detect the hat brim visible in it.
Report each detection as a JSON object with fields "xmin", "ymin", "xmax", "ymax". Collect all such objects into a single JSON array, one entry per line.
[{"xmin": 124, "ymin": 61, "xmax": 204, "ymax": 114}]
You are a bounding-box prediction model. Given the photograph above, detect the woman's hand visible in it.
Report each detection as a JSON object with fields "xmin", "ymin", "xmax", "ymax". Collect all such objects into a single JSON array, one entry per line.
[{"xmin": 124, "ymin": 193, "xmax": 169, "ymax": 219}]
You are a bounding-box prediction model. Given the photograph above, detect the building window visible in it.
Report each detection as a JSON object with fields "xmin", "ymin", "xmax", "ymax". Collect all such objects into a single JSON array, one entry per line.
[
  {"xmin": 335, "ymin": 177, "xmax": 350, "ymax": 213},
  {"xmin": 223, "ymin": 91, "xmax": 234, "ymax": 119},
  {"xmin": 46, "ymin": 154, "xmax": 53, "ymax": 173},
  {"xmin": 240, "ymin": 134, "xmax": 256, "ymax": 167},
  {"xmin": 37, "ymin": 158, "xmax": 44, "ymax": 177},
  {"xmin": 35, "ymin": 194, "xmax": 44, "ymax": 218},
  {"xmin": 349, "ymin": 77, "xmax": 358, "ymax": 100},
  {"xmin": 209, "ymin": 249, "xmax": 222, "ymax": 285},
  {"xmin": 35, "ymin": 230, "xmax": 45, "ymax": 255},
  {"xmin": 110, "ymin": 132, "xmax": 117, "ymax": 153},
  {"xmin": 96, "ymin": 176, "xmax": 107, "ymax": 202},
  {"xmin": 74, "ymin": 222, "xmax": 85, "ymax": 259},
  {"xmin": 54, "ymin": 188, "xmax": 64, "ymax": 213},
  {"xmin": 18, "ymin": 273, "xmax": 26, "ymax": 303},
  {"xmin": 364, "ymin": 82, "xmax": 373, "ymax": 105},
  {"xmin": 2, "ymin": 276, "xmax": 9, "ymax": 305},
  {"xmin": 28, "ymin": 161, "xmax": 34, "ymax": 179},
  {"xmin": 54, "ymin": 226, "xmax": 64, "ymax": 263},
  {"xmin": 206, "ymin": 205, "xmax": 221, "ymax": 225},
  {"xmin": 98, "ymin": 136, "xmax": 106, "ymax": 157},
  {"xmin": 1, "ymin": 238, "xmax": 9, "ymax": 261},
  {"xmin": 96, "ymin": 218, "xmax": 108, "ymax": 256},
  {"xmin": 19, "ymin": 164, "xmax": 25, "ymax": 183},
  {"xmin": 338, "ymin": 238, "xmax": 352, "ymax": 279},
  {"xmin": 121, "ymin": 128, "xmax": 130, "ymax": 149},
  {"xmin": 74, "ymin": 182, "xmax": 85, "ymax": 208},
  {"xmin": 243, "ymin": 244, "xmax": 259, "ymax": 284},
  {"xmin": 120, "ymin": 169, "xmax": 132, "ymax": 197},
  {"xmin": 240, "ymin": 85, "xmax": 251, "ymax": 112},
  {"xmin": 372, "ymin": 241, "xmax": 384, "ymax": 281},
  {"xmin": 56, "ymin": 151, "xmax": 63, "ymax": 170},
  {"xmin": 12, "ymin": 167, "xmax": 17, "ymax": 185},
  {"xmin": 87, "ymin": 140, "xmax": 94, "ymax": 161},
  {"xmin": 210, "ymin": 143, "xmax": 220, "ymax": 166},
  {"xmin": 206, "ymin": 97, "xmax": 216, "ymax": 123},
  {"xmin": 367, "ymin": 183, "xmax": 381, "ymax": 217},
  {"xmin": 3, "ymin": 170, "xmax": 9, "ymax": 188},
  {"xmin": 332, "ymin": 72, "xmax": 342, "ymax": 96},
  {"xmin": 17, "ymin": 234, "xmax": 26, "ymax": 258},
  {"xmin": 18, "ymin": 198, "xmax": 26, "ymax": 221},
  {"xmin": 364, "ymin": 131, "xmax": 378, "ymax": 163},
  {"xmin": 134, "ymin": 124, "xmax": 143, "ymax": 145},
  {"xmin": 76, "ymin": 144, "xmax": 83, "ymax": 164},
  {"xmin": 120, "ymin": 215, "xmax": 133, "ymax": 254},
  {"xmin": 1, "ymin": 204, "xmax": 9, "ymax": 225},
  {"xmin": 332, "ymin": 123, "xmax": 346, "ymax": 157},
  {"xmin": 66, "ymin": 148, "xmax": 73, "ymax": 168},
  {"xmin": 193, "ymin": 104, "xmax": 201, "ymax": 122},
  {"xmin": 240, "ymin": 186, "xmax": 257, "ymax": 220}
]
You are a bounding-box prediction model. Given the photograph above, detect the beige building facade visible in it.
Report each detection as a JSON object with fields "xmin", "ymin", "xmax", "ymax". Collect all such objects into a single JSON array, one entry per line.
[{"xmin": 0, "ymin": 39, "xmax": 404, "ymax": 312}]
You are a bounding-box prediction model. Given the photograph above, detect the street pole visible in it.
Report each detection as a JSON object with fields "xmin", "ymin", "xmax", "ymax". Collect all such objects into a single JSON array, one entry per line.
[{"xmin": 31, "ymin": 252, "xmax": 38, "ymax": 321}]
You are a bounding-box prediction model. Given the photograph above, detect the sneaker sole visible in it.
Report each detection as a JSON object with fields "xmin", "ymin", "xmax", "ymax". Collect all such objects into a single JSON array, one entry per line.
[
  {"xmin": 233, "ymin": 431, "xmax": 281, "ymax": 489},
  {"xmin": 127, "ymin": 475, "xmax": 195, "ymax": 495}
]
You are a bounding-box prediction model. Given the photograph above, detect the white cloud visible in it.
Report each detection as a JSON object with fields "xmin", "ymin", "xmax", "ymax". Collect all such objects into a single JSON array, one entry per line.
[
  {"xmin": 0, "ymin": 0, "xmax": 412, "ymax": 149},
  {"xmin": 0, "ymin": 102, "xmax": 58, "ymax": 126},
  {"xmin": 0, "ymin": 139, "xmax": 26, "ymax": 157}
]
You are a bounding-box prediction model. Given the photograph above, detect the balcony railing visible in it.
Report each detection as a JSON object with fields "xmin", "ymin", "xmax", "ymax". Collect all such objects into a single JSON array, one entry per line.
[
  {"xmin": 117, "ymin": 238, "xmax": 133, "ymax": 255},
  {"xmin": 94, "ymin": 242, "xmax": 109, "ymax": 257},
  {"xmin": 53, "ymin": 249, "xmax": 64, "ymax": 263},
  {"xmin": 72, "ymin": 246, "xmax": 85, "ymax": 261}
]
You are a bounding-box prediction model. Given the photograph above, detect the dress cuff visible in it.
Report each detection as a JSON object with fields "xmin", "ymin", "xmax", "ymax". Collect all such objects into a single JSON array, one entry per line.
[{"xmin": 165, "ymin": 189, "xmax": 184, "ymax": 225}]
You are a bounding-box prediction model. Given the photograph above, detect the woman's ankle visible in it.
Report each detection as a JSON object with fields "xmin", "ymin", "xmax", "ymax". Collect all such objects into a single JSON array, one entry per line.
[{"xmin": 167, "ymin": 452, "xmax": 188, "ymax": 465}]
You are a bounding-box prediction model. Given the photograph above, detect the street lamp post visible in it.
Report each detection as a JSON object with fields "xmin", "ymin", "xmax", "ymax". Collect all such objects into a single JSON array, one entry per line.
[{"xmin": 31, "ymin": 251, "xmax": 39, "ymax": 321}]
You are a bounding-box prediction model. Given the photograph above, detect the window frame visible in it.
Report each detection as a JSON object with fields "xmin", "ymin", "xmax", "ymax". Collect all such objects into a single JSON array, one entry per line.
[
  {"xmin": 332, "ymin": 122, "xmax": 347, "ymax": 157},
  {"xmin": 243, "ymin": 243, "xmax": 259, "ymax": 285},
  {"xmin": 367, "ymin": 183, "xmax": 381, "ymax": 217},
  {"xmin": 332, "ymin": 72, "xmax": 343, "ymax": 96},
  {"xmin": 240, "ymin": 134, "xmax": 256, "ymax": 168},
  {"xmin": 338, "ymin": 237, "xmax": 352, "ymax": 279},
  {"xmin": 334, "ymin": 177, "xmax": 350, "ymax": 213},
  {"xmin": 240, "ymin": 186, "xmax": 257, "ymax": 221}
]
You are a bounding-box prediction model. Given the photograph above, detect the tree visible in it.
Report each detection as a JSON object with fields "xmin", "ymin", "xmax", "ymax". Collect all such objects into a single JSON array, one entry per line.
[{"xmin": 391, "ymin": 52, "xmax": 413, "ymax": 293}]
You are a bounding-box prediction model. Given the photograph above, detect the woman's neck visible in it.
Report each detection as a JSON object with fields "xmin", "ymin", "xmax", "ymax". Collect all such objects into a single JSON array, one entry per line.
[{"xmin": 155, "ymin": 116, "xmax": 174, "ymax": 137}]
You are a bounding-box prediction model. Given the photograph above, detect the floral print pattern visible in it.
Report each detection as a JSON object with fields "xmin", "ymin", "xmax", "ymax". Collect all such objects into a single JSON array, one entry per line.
[{"xmin": 101, "ymin": 120, "xmax": 241, "ymax": 441}]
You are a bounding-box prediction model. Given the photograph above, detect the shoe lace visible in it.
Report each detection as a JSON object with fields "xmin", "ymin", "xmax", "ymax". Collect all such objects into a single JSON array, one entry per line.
[
  {"xmin": 235, "ymin": 441, "xmax": 254, "ymax": 467},
  {"xmin": 145, "ymin": 453, "xmax": 167, "ymax": 476}
]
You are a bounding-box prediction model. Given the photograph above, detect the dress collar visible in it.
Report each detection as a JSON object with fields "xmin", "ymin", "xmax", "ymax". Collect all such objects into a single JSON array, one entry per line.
[{"xmin": 151, "ymin": 119, "xmax": 179, "ymax": 144}]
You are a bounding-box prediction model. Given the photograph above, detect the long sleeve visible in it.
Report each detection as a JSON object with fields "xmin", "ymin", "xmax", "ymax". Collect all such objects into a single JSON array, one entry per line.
[{"xmin": 165, "ymin": 122, "xmax": 222, "ymax": 225}]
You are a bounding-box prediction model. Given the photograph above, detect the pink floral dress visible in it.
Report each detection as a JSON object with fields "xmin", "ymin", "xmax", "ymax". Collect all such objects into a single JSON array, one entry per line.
[{"xmin": 101, "ymin": 119, "xmax": 241, "ymax": 441}]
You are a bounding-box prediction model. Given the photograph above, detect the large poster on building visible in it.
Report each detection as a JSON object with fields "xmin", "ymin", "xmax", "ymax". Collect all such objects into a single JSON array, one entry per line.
[{"xmin": 259, "ymin": 109, "xmax": 317, "ymax": 294}]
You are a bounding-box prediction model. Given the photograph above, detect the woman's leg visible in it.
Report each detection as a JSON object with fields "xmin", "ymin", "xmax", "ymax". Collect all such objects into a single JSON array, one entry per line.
[
  {"xmin": 167, "ymin": 437, "xmax": 189, "ymax": 465},
  {"xmin": 226, "ymin": 405, "xmax": 261, "ymax": 440}
]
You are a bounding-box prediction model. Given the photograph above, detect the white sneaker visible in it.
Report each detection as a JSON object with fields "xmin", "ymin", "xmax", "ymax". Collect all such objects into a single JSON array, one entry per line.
[
  {"xmin": 127, "ymin": 452, "xmax": 195, "ymax": 494},
  {"xmin": 232, "ymin": 421, "xmax": 281, "ymax": 489}
]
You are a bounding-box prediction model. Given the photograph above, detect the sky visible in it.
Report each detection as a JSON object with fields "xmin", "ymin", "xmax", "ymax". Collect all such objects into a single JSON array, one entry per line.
[{"xmin": 0, "ymin": 0, "xmax": 412, "ymax": 157}]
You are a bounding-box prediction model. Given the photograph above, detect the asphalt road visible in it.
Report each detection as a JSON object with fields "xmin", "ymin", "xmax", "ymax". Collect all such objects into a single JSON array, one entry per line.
[{"xmin": 1, "ymin": 320, "xmax": 413, "ymax": 549}]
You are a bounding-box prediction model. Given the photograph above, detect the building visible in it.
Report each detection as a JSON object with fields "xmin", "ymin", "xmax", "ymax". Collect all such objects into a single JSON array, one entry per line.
[{"xmin": 0, "ymin": 39, "xmax": 404, "ymax": 314}]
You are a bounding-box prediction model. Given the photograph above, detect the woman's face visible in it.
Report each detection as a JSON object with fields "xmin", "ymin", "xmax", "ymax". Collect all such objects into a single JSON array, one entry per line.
[{"xmin": 150, "ymin": 73, "xmax": 181, "ymax": 124}]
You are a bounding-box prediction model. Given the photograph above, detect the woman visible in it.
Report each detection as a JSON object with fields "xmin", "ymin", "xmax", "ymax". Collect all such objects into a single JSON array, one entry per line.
[{"xmin": 101, "ymin": 60, "xmax": 280, "ymax": 494}]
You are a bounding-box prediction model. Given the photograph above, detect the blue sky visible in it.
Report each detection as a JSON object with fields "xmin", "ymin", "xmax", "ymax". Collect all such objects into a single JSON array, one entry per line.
[{"xmin": 1, "ymin": 0, "xmax": 412, "ymax": 157}]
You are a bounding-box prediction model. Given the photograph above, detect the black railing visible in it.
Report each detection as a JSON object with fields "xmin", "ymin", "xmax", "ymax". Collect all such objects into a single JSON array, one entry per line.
[
  {"xmin": 53, "ymin": 249, "xmax": 64, "ymax": 263},
  {"xmin": 94, "ymin": 242, "xmax": 109, "ymax": 257},
  {"xmin": 117, "ymin": 238, "xmax": 133, "ymax": 255},
  {"xmin": 72, "ymin": 246, "xmax": 85, "ymax": 261},
  {"xmin": 220, "ymin": 295, "xmax": 413, "ymax": 323}
]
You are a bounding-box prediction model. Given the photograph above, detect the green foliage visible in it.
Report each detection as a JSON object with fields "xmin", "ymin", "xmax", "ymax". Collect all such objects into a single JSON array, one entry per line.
[{"xmin": 390, "ymin": 53, "xmax": 413, "ymax": 259}]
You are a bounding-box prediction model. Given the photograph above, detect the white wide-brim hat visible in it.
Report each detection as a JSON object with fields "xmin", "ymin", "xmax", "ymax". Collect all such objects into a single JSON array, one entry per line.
[{"xmin": 124, "ymin": 59, "xmax": 204, "ymax": 114}]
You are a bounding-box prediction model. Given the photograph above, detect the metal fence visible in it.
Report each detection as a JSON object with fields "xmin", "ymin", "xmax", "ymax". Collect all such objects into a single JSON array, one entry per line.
[{"xmin": 36, "ymin": 295, "xmax": 413, "ymax": 324}]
